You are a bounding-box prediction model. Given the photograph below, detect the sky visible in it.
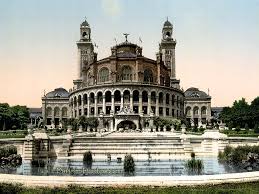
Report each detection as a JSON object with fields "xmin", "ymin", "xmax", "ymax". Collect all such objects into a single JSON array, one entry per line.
[{"xmin": 0, "ymin": 0, "xmax": 259, "ymax": 108}]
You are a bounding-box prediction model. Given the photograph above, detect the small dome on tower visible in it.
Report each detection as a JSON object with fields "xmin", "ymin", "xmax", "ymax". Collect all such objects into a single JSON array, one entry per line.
[
  {"xmin": 81, "ymin": 20, "xmax": 89, "ymax": 27},
  {"xmin": 164, "ymin": 20, "xmax": 172, "ymax": 27}
]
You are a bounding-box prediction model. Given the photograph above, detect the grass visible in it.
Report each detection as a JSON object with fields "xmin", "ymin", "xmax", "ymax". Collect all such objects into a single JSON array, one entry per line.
[
  {"xmin": 221, "ymin": 129, "xmax": 259, "ymax": 137},
  {"xmin": 0, "ymin": 130, "xmax": 27, "ymax": 139},
  {"xmin": 2, "ymin": 182, "xmax": 259, "ymax": 193}
]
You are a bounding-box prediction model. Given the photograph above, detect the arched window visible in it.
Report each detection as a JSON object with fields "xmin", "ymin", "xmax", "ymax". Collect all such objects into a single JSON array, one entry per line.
[
  {"xmin": 166, "ymin": 93, "xmax": 170, "ymax": 104},
  {"xmin": 83, "ymin": 94, "xmax": 88, "ymax": 104},
  {"xmin": 46, "ymin": 107, "xmax": 52, "ymax": 117},
  {"xmin": 185, "ymin": 107, "xmax": 191, "ymax": 116},
  {"xmin": 201, "ymin": 106, "xmax": 207, "ymax": 115},
  {"xmin": 159, "ymin": 92, "xmax": 163, "ymax": 104},
  {"xmin": 133, "ymin": 90, "xmax": 139, "ymax": 102},
  {"xmin": 142, "ymin": 91, "xmax": 148, "ymax": 103},
  {"xmin": 62, "ymin": 107, "xmax": 68, "ymax": 117},
  {"xmin": 193, "ymin": 106, "xmax": 199, "ymax": 115},
  {"xmin": 122, "ymin": 66, "xmax": 132, "ymax": 80},
  {"xmin": 143, "ymin": 69, "xmax": 153, "ymax": 83},
  {"xmin": 74, "ymin": 96, "xmax": 77, "ymax": 106},
  {"xmin": 78, "ymin": 95, "xmax": 82, "ymax": 106},
  {"xmin": 123, "ymin": 90, "xmax": 130, "ymax": 103},
  {"xmin": 151, "ymin": 91, "xmax": 156, "ymax": 104},
  {"xmin": 114, "ymin": 90, "xmax": 121, "ymax": 102},
  {"xmin": 97, "ymin": 92, "xmax": 103, "ymax": 104},
  {"xmin": 105, "ymin": 91, "xmax": 111, "ymax": 102},
  {"xmin": 98, "ymin": 68, "xmax": 109, "ymax": 82},
  {"xmin": 54, "ymin": 107, "xmax": 60, "ymax": 117}
]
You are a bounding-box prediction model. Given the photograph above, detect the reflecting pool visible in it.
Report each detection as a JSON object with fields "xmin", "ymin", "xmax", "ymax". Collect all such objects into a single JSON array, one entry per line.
[{"xmin": 0, "ymin": 157, "xmax": 248, "ymax": 176}]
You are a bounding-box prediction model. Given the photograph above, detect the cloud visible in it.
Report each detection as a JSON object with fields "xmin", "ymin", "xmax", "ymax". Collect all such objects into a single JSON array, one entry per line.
[{"xmin": 101, "ymin": 0, "xmax": 121, "ymax": 16}]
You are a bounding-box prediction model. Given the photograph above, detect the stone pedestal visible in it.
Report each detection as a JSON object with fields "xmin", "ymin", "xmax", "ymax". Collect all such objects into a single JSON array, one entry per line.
[
  {"xmin": 78, "ymin": 125, "xmax": 83, "ymax": 133},
  {"xmin": 67, "ymin": 125, "xmax": 72, "ymax": 134},
  {"xmin": 181, "ymin": 124, "xmax": 186, "ymax": 134},
  {"xmin": 171, "ymin": 125, "xmax": 175, "ymax": 132}
]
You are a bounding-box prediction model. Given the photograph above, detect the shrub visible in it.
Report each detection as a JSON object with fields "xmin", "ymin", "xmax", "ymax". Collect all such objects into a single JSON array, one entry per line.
[
  {"xmin": 124, "ymin": 154, "xmax": 135, "ymax": 175},
  {"xmin": 191, "ymin": 152, "xmax": 195, "ymax": 159},
  {"xmin": 185, "ymin": 158, "xmax": 203, "ymax": 174},
  {"xmin": 218, "ymin": 145, "xmax": 259, "ymax": 165},
  {"xmin": 83, "ymin": 151, "xmax": 93, "ymax": 165},
  {"xmin": 245, "ymin": 123, "xmax": 249, "ymax": 131},
  {"xmin": 0, "ymin": 145, "xmax": 17, "ymax": 158},
  {"xmin": 254, "ymin": 124, "xmax": 259, "ymax": 133},
  {"xmin": 218, "ymin": 151, "xmax": 225, "ymax": 161},
  {"xmin": 235, "ymin": 126, "xmax": 241, "ymax": 133}
]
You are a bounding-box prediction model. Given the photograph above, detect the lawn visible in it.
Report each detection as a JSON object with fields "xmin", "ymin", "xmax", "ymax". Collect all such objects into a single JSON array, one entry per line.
[
  {"xmin": 0, "ymin": 130, "xmax": 27, "ymax": 139},
  {"xmin": 1, "ymin": 181, "xmax": 259, "ymax": 194}
]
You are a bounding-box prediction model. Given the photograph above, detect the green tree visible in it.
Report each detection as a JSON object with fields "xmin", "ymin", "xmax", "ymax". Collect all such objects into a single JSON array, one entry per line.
[
  {"xmin": 78, "ymin": 116, "xmax": 88, "ymax": 130},
  {"xmin": 0, "ymin": 103, "xmax": 12, "ymax": 130},
  {"xmin": 11, "ymin": 105, "xmax": 30, "ymax": 129},
  {"xmin": 67, "ymin": 118, "xmax": 78, "ymax": 131},
  {"xmin": 86, "ymin": 117, "xmax": 99, "ymax": 130}
]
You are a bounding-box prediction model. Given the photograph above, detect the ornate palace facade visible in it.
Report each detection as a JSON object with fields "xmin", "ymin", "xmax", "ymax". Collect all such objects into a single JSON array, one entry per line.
[{"xmin": 42, "ymin": 19, "xmax": 211, "ymax": 130}]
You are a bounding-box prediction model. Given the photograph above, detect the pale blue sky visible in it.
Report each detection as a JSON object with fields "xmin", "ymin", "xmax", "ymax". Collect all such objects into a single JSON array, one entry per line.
[{"xmin": 0, "ymin": 0, "xmax": 259, "ymax": 107}]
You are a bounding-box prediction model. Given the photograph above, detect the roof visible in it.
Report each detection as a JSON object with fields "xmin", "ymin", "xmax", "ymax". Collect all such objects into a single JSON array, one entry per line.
[
  {"xmin": 185, "ymin": 87, "xmax": 211, "ymax": 100},
  {"xmin": 117, "ymin": 52, "xmax": 137, "ymax": 58},
  {"xmin": 164, "ymin": 20, "xmax": 172, "ymax": 27},
  {"xmin": 113, "ymin": 41, "xmax": 138, "ymax": 49},
  {"xmin": 29, "ymin": 108, "xmax": 42, "ymax": 113},
  {"xmin": 81, "ymin": 20, "xmax": 89, "ymax": 27},
  {"xmin": 45, "ymin": 88, "xmax": 69, "ymax": 98}
]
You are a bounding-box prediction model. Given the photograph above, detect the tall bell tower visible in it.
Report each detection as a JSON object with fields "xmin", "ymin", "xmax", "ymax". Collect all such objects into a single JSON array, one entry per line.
[
  {"xmin": 159, "ymin": 19, "xmax": 180, "ymax": 88},
  {"xmin": 76, "ymin": 20, "xmax": 95, "ymax": 80}
]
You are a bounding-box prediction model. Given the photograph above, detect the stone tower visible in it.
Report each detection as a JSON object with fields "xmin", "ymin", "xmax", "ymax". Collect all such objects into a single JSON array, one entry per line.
[
  {"xmin": 159, "ymin": 19, "xmax": 179, "ymax": 88},
  {"xmin": 76, "ymin": 20, "xmax": 95, "ymax": 80}
]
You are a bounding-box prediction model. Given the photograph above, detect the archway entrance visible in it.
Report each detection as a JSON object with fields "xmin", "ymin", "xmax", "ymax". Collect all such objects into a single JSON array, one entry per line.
[{"xmin": 117, "ymin": 120, "xmax": 137, "ymax": 131}]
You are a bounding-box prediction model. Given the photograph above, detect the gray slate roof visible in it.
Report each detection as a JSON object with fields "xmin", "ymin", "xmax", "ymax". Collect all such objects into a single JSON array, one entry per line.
[
  {"xmin": 184, "ymin": 87, "xmax": 211, "ymax": 99},
  {"xmin": 46, "ymin": 88, "xmax": 69, "ymax": 98},
  {"xmin": 164, "ymin": 20, "xmax": 172, "ymax": 26}
]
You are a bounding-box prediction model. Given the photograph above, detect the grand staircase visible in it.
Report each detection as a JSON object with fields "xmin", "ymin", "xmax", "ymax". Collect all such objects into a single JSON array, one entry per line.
[{"xmin": 68, "ymin": 133, "xmax": 193, "ymax": 160}]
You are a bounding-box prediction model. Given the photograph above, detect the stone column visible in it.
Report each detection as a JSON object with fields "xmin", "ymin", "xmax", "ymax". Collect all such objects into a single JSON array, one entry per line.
[
  {"xmin": 52, "ymin": 108, "xmax": 54, "ymax": 123},
  {"xmin": 111, "ymin": 95, "xmax": 115, "ymax": 112},
  {"xmin": 155, "ymin": 96, "xmax": 159, "ymax": 116},
  {"xmin": 190, "ymin": 106, "xmax": 194, "ymax": 127},
  {"xmin": 87, "ymin": 97, "xmax": 90, "ymax": 117},
  {"xmin": 136, "ymin": 61, "xmax": 139, "ymax": 81},
  {"xmin": 94, "ymin": 96, "xmax": 97, "ymax": 117},
  {"xmin": 120, "ymin": 93, "xmax": 123, "ymax": 110},
  {"xmin": 130, "ymin": 94, "xmax": 133, "ymax": 110},
  {"xmin": 147, "ymin": 94, "xmax": 151, "ymax": 116},
  {"xmin": 163, "ymin": 96, "xmax": 166, "ymax": 117},
  {"xmin": 102, "ymin": 95, "xmax": 106, "ymax": 115},
  {"xmin": 139, "ymin": 95, "xmax": 143, "ymax": 114}
]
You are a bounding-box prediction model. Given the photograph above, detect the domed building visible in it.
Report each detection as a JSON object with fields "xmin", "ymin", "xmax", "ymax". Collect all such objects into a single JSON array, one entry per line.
[
  {"xmin": 42, "ymin": 88, "xmax": 69, "ymax": 128},
  {"xmin": 42, "ymin": 19, "xmax": 212, "ymax": 131},
  {"xmin": 184, "ymin": 87, "xmax": 211, "ymax": 128},
  {"xmin": 69, "ymin": 19, "xmax": 184, "ymax": 131}
]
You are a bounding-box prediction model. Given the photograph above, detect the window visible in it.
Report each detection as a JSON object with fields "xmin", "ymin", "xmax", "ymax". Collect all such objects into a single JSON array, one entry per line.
[
  {"xmin": 143, "ymin": 69, "xmax": 153, "ymax": 83},
  {"xmin": 122, "ymin": 66, "xmax": 132, "ymax": 80},
  {"xmin": 98, "ymin": 68, "xmax": 109, "ymax": 82},
  {"xmin": 62, "ymin": 107, "xmax": 68, "ymax": 117}
]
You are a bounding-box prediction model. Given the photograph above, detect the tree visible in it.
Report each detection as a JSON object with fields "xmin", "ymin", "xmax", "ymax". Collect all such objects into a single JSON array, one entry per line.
[
  {"xmin": 67, "ymin": 118, "xmax": 78, "ymax": 131},
  {"xmin": 0, "ymin": 103, "xmax": 12, "ymax": 130},
  {"xmin": 11, "ymin": 105, "xmax": 30, "ymax": 129},
  {"xmin": 86, "ymin": 117, "xmax": 99, "ymax": 130},
  {"xmin": 219, "ymin": 97, "xmax": 258, "ymax": 129},
  {"xmin": 78, "ymin": 116, "xmax": 88, "ymax": 130}
]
